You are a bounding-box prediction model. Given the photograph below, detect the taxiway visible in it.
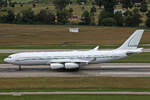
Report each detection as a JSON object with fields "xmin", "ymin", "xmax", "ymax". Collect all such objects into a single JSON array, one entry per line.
[{"xmin": 1, "ymin": 91, "xmax": 150, "ymax": 95}]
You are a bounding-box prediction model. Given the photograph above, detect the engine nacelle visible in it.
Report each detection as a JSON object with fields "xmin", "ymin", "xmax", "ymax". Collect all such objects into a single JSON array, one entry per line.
[
  {"xmin": 65, "ymin": 63, "xmax": 79, "ymax": 69},
  {"xmin": 50, "ymin": 63, "xmax": 64, "ymax": 70}
]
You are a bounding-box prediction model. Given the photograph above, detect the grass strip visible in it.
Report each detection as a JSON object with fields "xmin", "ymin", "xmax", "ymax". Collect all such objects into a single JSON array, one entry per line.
[
  {"xmin": 0, "ymin": 77, "xmax": 150, "ymax": 92},
  {"xmin": 1, "ymin": 94, "xmax": 150, "ymax": 100},
  {"xmin": 0, "ymin": 45, "xmax": 116, "ymax": 49},
  {"xmin": 113, "ymin": 52, "xmax": 150, "ymax": 63}
]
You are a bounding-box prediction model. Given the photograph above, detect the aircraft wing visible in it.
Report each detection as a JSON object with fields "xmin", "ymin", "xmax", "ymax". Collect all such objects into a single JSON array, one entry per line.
[{"xmin": 50, "ymin": 59, "xmax": 89, "ymax": 63}]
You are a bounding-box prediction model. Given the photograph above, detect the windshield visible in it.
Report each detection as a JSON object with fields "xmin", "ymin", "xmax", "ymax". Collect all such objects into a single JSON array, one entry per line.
[{"xmin": 8, "ymin": 56, "xmax": 12, "ymax": 58}]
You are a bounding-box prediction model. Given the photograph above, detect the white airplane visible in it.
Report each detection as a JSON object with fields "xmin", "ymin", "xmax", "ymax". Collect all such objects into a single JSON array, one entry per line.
[{"xmin": 4, "ymin": 30, "xmax": 144, "ymax": 71}]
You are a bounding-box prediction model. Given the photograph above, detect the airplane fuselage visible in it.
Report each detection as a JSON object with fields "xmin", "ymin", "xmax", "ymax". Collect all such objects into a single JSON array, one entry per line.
[{"xmin": 4, "ymin": 49, "xmax": 141, "ymax": 65}]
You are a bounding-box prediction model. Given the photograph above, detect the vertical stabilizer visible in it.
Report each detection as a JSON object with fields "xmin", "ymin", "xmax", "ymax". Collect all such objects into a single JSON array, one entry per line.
[{"xmin": 118, "ymin": 30, "xmax": 144, "ymax": 50}]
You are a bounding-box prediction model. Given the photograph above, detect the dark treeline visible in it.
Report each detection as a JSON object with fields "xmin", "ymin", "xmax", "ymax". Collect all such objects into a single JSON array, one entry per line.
[
  {"xmin": 0, "ymin": 8, "xmax": 56, "ymax": 24},
  {"xmin": 0, "ymin": 0, "xmax": 150, "ymax": 27}
]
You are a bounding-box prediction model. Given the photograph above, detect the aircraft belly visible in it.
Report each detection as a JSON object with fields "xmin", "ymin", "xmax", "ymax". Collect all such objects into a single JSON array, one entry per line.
[{"xmin": 90, "ymin": 58, "xmax": 118, "ymax": 63}]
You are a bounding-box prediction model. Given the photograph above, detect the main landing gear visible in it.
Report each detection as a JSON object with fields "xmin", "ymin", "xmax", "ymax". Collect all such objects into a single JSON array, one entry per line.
[{"xmin": 18, "ymin": 65, "xmax": 22, "ymax": 71}]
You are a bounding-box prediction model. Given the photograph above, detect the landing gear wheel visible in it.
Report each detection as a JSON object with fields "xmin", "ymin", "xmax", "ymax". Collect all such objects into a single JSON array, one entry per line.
[{"xmin": 66, "ymin": 68, "xmax": 80, "ymax": 72}]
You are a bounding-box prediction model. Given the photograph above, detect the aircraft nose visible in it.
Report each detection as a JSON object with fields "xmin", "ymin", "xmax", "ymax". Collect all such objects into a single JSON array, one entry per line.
[{"xmin": 4, "ymin": 58, "xmax": 11, "ymax": 63}]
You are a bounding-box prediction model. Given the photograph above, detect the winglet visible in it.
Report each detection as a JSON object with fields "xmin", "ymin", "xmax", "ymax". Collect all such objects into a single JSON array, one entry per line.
[{"xmin": 92, "ymin": 46, "xmax": 99, "ymax": 51}]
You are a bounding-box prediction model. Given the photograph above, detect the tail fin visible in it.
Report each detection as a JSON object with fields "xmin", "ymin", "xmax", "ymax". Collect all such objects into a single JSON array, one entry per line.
[{"xmin": 117, "ymin": 30, "xmax": 144, "ymax": 50}]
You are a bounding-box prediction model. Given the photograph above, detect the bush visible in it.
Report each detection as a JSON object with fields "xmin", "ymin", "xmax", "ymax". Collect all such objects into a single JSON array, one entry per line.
[
  {"xmin": 146, "ymin": 18, "xmax": 150, "ymax": 27},
  {"xmin": 146, "ymin": 11, "xmax": 150, "ymax": 27},
  {"xmin": 124, "ymin": 16, "xmax": 133, "ymax": 26},
  {"xmin": 36, "ymin": 9, "xmax": 55, "ymax": 24},
  {"xmin": 101, "ymin": 17, "xmax": 116, "ymax": 26},
  {"xmin": 98, "ymin": 10, "xmax": 113, "ymax": 25}
]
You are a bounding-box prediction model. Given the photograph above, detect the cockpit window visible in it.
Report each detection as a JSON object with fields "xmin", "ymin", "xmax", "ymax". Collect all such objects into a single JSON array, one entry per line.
[{"xmin": 8, "ymin": 56, "xmax": 12, "ymax": 58}]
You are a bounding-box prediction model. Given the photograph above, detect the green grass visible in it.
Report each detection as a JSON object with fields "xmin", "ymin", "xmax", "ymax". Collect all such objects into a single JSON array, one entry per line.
[
  {"xmin": 0, "ymin": 24, "xmax": 149, "ymax": 45},
  {"xmin": 0, "ymin": 52, "xmax": 150, "ymax": 64},
  {"xmin": 1, "ymin": 94, "xmax": 150, "ymax": 100},
  {"xmin": 1, "ymin": 88, "xmax": 150, "ymax": 93},
  {"xmin": 1, "ymin": 77, "xmax": 150, "ymax": 92},
  {"xmin": 0, "ymin": 53, "xmax": 11, "ymax": 64},
  {"xmin": 0, "ymin": 45, "xmax": 118, "ymax": 49},
  {"xmin": 113, "ymin": 52, "xmax": 150, "ymax": 63}
]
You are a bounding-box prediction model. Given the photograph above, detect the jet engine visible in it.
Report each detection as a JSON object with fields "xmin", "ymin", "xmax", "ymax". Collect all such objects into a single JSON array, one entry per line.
[
  {"xmin": 65, "ymin": 63, "xmax": 79, "ymax": 69},
  {"xmin": 50, "ymin": 63, "xmax": 64, "ymax": 70}
]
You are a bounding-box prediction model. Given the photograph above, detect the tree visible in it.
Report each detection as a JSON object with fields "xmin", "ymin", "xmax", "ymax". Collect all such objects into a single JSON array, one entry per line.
[
  {"xmin": 103, "ymin": 0, "xmax": 116, "ymax": 14},
  {"xmin": 6, "ymin": 9, "xmax": 15, "ymax": 23},
  {"xmin": 146, "ymin": 11, "xmax": 150, "ymax": 27},
  {"xmin": 53, "ymin": 0, "xmax": 70, "ymax": 11},
  {"xmin": 146, "ymin": 10, "xmax": 150, "ymax": 18},
  {"xmin": 77, "ymin": 0, "xmax": 87, "ymax": 5},
  {"xmin": 33, "ymin": 3, "xmax": 36, "ymax": 8},
  {"xmin": 146, "ymin": 17, "xmax": 150, "ymax": 27},
  {"xmin": 56, "ymin": 9, "xmax": 71, "ymax": 24},
  {"xmin": 122, "ymin": 0, "xmax": 135, "ymax": 9},
  {"xmin": 124, "ymin": 9, "xmax": 142, "ymax": 27},
  {"xmin": 8, "ymin": 0, "xmax": 16, "ymax": 7},
  {"xmin": 95, "ymin": 0, "xmax": 103, "ymax": 8},
  {"xmin": 140, "ymin": 0, "xmax": 148, "ymax": 13},
  {"xmin": 90, "ymin": 6, "xmax": 96, "ymax": 15},
  {"xmin": 69, "ymin": 8, "xmax": 73, "ymax": 13},
  {"xmin": 114, "ymin": 11, "xmax": 123, "ymax": 26},
  {"xmin": 0, "ymin": 9, "xmax": 15, "ymax": 23},
  {"xmin": 80, "ymin": 10, "xmax": 91, "ymax": 25},
  {"xmin": 124, "ymin": 10, "xmax": 132, "ymax": 16},
  {"xmin": 21, "ymin": 8, "xmax": 35, "ymax": 24},
  {"xmin": 15, "ymin": 13, "xmax": 22, "ymax": 24},
  {"xmin": 36, "ymin": 9, "xmax": 55, "ymax": 24},
  {"xmin": 0, "ymin": 0, "xmax": 6, "ymax": 7},
  {"xmin": 124, "ymin": 16, "xmax": 133, "ymax": 26},
  {"xmin": 132, "ymin": 9, "xmax": 142, "ymax": 27}
]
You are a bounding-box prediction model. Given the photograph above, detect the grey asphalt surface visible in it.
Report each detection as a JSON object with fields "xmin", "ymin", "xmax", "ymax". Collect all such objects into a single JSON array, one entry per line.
[
  {"xmin": 0, "ymin": 49, "xmax": 150, "ymax": 53},
  {"xmin": 0, "ymin": 63, "xmax": 150, "ymax": 77},
  {"xmin": 1, "ymin": 91, "xmax": 150, "ymax": 95}
]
